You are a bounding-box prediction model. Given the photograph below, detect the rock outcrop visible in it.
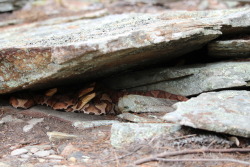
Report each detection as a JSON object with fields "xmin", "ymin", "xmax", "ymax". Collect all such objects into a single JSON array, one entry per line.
[
  {"xmin": 1, "ymin": 8, "xmax": 250, "ymax": 94},
  {"xmin": 163, "ymin": 91, "xmax": 250, "ymax": 138},
  {"xmin": 106, "ymin": 61, "xmax": 250, "ymax": 96}
]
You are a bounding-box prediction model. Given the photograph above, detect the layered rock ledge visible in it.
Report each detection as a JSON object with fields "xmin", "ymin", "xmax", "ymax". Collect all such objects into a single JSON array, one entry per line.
[{"xmin": 1, "ymin": 8, "xmax": 250, "ymax": 94}]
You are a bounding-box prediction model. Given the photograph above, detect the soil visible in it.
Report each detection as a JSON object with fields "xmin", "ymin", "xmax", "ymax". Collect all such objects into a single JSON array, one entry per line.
[{"xmin": 0, "ymin": 104, "xmax": 250, "ymax": 167}]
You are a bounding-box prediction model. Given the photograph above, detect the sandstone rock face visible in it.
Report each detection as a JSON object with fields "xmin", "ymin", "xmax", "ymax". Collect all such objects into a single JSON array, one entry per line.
[
  {"xmin": 107, "ymin": 61, "xmax": 250, "ymax": 96},
  {"xmin": 1, "ymin": 8, "xmax": 250, "ymax": 94},
  {"xmin": 163, "ymin": 91, "xmax": 250, "ymax": 138}
]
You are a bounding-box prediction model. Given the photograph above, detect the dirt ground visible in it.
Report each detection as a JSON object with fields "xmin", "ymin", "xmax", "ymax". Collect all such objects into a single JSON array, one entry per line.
[{"xmin": 0, "ymin": 101, "xmax": 250, "ymax": 167}]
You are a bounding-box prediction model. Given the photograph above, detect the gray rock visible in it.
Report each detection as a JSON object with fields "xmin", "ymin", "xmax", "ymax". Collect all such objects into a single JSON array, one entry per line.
[
  {"xmin": 0, "ymin": 162, "xmax": 10, "ymax": 167},
  {"xmin": 34, "ymin": 150, "xmax": 51, "ymax": 157},
  {"xmin": 163, "ymin": 90, "xmax": 250, "ymax": 138},
  {"xmin": 0, "ymin": 0, "xmax": 29, "ymax": 12},
  {"xmin": 20, "ymin": 154, "xmax": 30, "ymax": 159},
  {"xmin": 1, "ymin": 8, "xmax": 250, "ymax": 94},
  {"xmin": 208, "ymin": 37, "xmax": 250, "ymax": 57},
  {"xmin": 73, "ymin": 120, "xmax": 120, "ymax": 129},
  {"xmin": 0, "ymin": 115, "xmax": 23, "ymax": 124},
  {"xmin": 68, "ymin": 151, "xmax": 90, "ymax": 162},
  {"xmin": 30, "ymin": 147, "xmax": 39, "ymax": 154},
  {"xmin": 109, "ymin": 61, "xmax": 250, "ymax": 96},
  {"xmin": 23, "ymin": 144, "xmax": 51, "ymax": 151},
  {"xmin": 11, "ymin": 148, "xmax": 28, "ymax": 156},
  {"xmin": 110, "ymin": 123, "xmax": 181, "ymax": 148},
  {"xmin": 118, "ymin": 95, "xmax": 175, "ymax": 113},
  {"xmin": 23, "ymin": 118, "xmax": 44, "ymax": 132},
  {"xmin": 46, "ymin": 155, "xmax": 64, "ymax": 160},
  {"xmin": 0, "ymin": 3, "xmax": 14, "ymax": 12}
]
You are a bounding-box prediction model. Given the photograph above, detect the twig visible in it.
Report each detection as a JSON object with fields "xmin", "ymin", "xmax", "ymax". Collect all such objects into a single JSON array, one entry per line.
[
  {"xmin": 156, "ymin": 158, "xmax": 250, "ymax": 165},
  {"xmin": 171, "ymin": 134, "xmax": 197, "ymax": 140},
  {"xmin": 134, "ymin": 148, "xmax": 250, "ymax": 165},
  {"xmin": 104, "ymin": 146, "xmax": 143, "ymax": 162}
]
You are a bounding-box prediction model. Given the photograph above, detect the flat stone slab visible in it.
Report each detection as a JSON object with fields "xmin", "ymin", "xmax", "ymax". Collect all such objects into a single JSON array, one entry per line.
[
  {"xmin": 1, "ymin": 8, "xmax": 250, "ymax": 94},
  {"xmin": 118, "ymin": 95, "xmax": 176, "ymax": 113},
  {"xmin": 163, "ymin": 90, "xmax": 250, "ymax": 138},
  {"xmin": 108, "ymin": 61, "xmax": 250, "ymax": 96},
  {"xmin": 208, "ymin": 35, "xmax": 250, "ymax": 58},
  {"xmin": 110, "ymin": 122, "xmax": 181, "ymax": 148}
]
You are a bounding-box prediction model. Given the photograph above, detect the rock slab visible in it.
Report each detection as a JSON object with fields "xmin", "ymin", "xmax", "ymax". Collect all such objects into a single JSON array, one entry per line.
[
  {"xmin": 110, "ymin": 123, "xmax": 181, "ymax": 148},
  {"xmin": 108, "ymin": 61, "xmax": 250, "ymax": 96},
  {"xmin": 1, "ymin": 8, "xmax": 250, "ymax": 93},
  {"xmin": 163, "ymin": 90, "xmax": 250, "ymax": 138}
]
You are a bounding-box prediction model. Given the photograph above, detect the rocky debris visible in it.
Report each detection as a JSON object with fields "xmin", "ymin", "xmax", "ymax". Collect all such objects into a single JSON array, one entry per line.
[
  {"xmin": 163, "ymin": 90, "xmax": 250, "ymax": 138},
  {"xmin": 118, "ymin": 95, "xmax": 176, "ymax": 113},
  {"xmin": 110, "ymin": 123, "xmax": 181, "ymax": 148},
  {"xmin": 10, "ymin": 144, "xmax": 58, "ymax": 160},
  {"xmin": 59, "ymin": 143, "xmax": 79, "ymax": 156},
  {"xmin": 0, "ymin": 115, "xmax": 23, "ymax": 124},
  {"xmin": 0, "ymin": 162, "xmax": 10, "ymax": 167},
  {"xmin": 107, "ymin": 61, "xmax": 250, "ymax": 96},
  {"xmin": 67, "ymin": 151, "xmax": 90, "ymax": 163},
  {"xmin": 47, "ymin": 131, "xmax": 77, "ymax": 142},
  {"xmin": 208, "ymin": 35, "xmax": 250, "ymax": 57},
  {"xmin": 23, "ymin": 118, "xmax": 44, "ymax": 132},
  {"xmin": 0, "ymin": 0, "xmax": 28, "ymax": 12},
  {"xmin": 34, "ymin": 150, "xmax": 51, "ymax": 158},
  {"xmin": 73, "ymin": 120, "xmax": 120, "ymax": 129},
  {"xmin": 1, "ymin": 8, "xmax": 250, "ymax": 93},
  {"xmin": 10, "ymin": 148, "xmax": 28, "ymax": 156}
]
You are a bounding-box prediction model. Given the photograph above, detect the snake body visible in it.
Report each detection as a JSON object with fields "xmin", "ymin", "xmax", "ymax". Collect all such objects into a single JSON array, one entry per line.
[{"xmin": 9, "ymin": 83, "xmax": 188, "ymax": 115}]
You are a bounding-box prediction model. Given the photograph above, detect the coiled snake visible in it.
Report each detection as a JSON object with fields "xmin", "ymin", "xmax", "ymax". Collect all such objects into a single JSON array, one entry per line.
[{"xmin": 9, "ymin": 83, "xmax": 188, "ymax": 115}]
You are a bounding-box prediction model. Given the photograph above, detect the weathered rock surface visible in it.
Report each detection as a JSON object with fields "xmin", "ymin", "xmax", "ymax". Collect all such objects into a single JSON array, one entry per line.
[
  {"xmin": 163, "ymin": 90, "xmax": 250, "ymax": 138},
  {"xmin": 10, "ymin": 148, "xmax": 28, "ymax": 156},
  {"xmin": 110, "ymin": 123, "xmax": 181, "ymax": 148},
  {"xmin": 0, "ymin": 0, "xmax": 28, "ymax": 12},
  {"xmin": 107, "ymin": 61, "xmax": 250, "ymax": 96},
  {"xmin": 118, "ymin": 95, "xmax": 176, "ymax": 113},
  {"xmin": 208, "ymin": 35, "xmax": 250, "ymax": 57},
  {"xmin": 1, "ymin": 8, "xmax": 250, "ymax": 94}
]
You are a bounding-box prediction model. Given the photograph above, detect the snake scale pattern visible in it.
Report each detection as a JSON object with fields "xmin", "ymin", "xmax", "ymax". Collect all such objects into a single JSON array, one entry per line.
[{"xmin": 9, "ymin": 83, "xmax": 188, "ymax": 115}]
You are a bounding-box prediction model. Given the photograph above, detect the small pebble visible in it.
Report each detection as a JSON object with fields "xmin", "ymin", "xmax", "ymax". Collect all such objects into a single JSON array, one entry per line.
[
  {"xmin": 47, "ymin": 155, "xmax": 64, "ymax": 160},
  {"xmin": 49, "ymin": 159, "xmax": 62, "ymax": 163},
  {"xmin": 20, "ymin": 154, "xmax": 30, "ymax": 159},
  {"xmin": 30, "ymin": 147, "xmax": 39, "ymax": 154},
  {"xmin": 11, "ymin": 149, "xmax": 28, "ymax": 156},
  {"xmin": 68, "ymin": 157, "xmax": 76, "ymax": 163},
  {"xmin": 38, "ymin": 158, "xmax": 46, "ymax": 163},
  {"xmin": 49, "ymin": 150, "xmax": 55, "ymax": 155},
  {"xmin": 0, "ymin": 162, "xmax": 10, "ymax": 167},
  {"xmin": 34, "ymin": 150, "xmax": 50, "ymax": 157}
]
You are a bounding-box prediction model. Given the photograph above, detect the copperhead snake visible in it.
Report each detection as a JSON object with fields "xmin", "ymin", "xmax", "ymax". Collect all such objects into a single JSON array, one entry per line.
[{"xmin": 9, "ymin": 83, "xmax": 188, "ymax": 115}]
